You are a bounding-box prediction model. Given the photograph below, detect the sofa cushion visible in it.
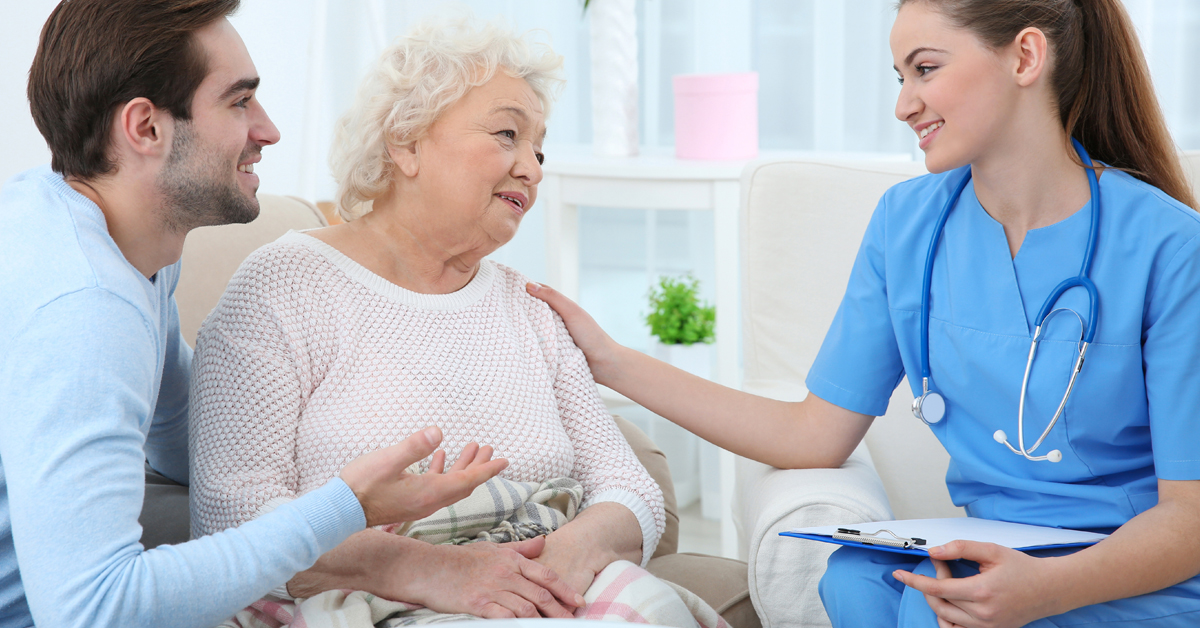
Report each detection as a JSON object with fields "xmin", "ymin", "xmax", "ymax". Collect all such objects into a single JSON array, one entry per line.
[
  {"xmin": 647, "ymin": 552, "xmax": 759, "ymax": 628},
  {"xmin": 176, "ymin": 194, "xmax": 326, "ymax": 345},
  {"xmin": 613, "ymin": 415, "xmax": 678, "ymax": 557}
]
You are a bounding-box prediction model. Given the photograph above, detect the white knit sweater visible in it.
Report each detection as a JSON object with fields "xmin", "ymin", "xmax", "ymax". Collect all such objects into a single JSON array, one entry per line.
[{"xmin": 189, "ymin": 232, "xmax": 664, "ymax": 562}]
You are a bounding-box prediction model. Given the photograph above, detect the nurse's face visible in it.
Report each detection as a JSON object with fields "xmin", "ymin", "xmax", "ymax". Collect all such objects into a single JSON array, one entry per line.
[{"xmin": 890, "ymin": 2, "xmax": 1020, "ymax": 173}]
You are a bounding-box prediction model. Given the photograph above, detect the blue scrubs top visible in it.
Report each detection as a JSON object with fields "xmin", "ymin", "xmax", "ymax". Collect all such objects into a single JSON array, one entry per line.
[{"xmin": 806, "ymin": 166, "xmax": 1200, "ymax": 531}]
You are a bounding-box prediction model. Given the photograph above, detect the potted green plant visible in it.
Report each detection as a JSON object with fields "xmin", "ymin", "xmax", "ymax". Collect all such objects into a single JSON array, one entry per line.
[{"xmin": 645, "ymin": 275, "xmax": 716, "ymax": 379}]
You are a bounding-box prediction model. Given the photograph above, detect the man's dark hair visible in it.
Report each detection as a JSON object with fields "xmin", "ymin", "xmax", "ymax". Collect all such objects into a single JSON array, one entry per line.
[{"xmin": 28, "ymin": 0, "xmax": 241, "ymax": 179}]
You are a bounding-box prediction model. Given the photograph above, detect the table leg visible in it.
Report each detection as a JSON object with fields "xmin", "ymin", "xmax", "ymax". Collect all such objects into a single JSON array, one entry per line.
[
  {"xmin": 713, "ymin": 179, "xmax": 742, "ymax": 559},
  {"xmin": 541, "ymin": 174, "xmax": 580, "ymax": 300}
]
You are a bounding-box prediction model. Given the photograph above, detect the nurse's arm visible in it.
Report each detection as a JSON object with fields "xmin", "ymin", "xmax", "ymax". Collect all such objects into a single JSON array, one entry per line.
[
  {"xmin": 1040, "ymin": 478, "xmax": 1200, "ymax": 610},
  {"xmin": 896, "ymin": 478, "xmax": 1200, "ymax": 625},
  {"xmin": 527, "ymin": 282, "xmax": 874, "ymax": 469}
]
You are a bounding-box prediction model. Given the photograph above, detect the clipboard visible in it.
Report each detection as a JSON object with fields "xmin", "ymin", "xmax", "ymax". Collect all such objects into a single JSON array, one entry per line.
[{"xmin": 781, "ymin": 517, "xmax": 1109, "ymax": 557}]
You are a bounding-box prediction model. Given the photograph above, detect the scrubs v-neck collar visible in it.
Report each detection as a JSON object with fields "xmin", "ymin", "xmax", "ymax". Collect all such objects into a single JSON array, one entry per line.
[{"xmin": 951, "ymin": 178, "xmax": 1094, "ymax": 338}]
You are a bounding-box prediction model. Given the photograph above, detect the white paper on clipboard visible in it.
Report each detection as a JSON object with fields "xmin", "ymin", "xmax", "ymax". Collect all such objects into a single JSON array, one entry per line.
[{"xmin": 788, "ymin": 517, "xmax": 1108, "ymax": 552}]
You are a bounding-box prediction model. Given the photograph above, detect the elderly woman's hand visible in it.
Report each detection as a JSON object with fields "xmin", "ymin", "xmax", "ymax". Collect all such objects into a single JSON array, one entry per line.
[
  {"xmin": 533, "ymin": 531, "xmax": 607, "ymax": 595},
  {"xmin": 402, "ymin": 537, "xmax": 585, "ymax": 618},
  {"xmin": 533, "ymin": 502, "xmax": 647, "ymax": 596},
  {"xmin": 526, "ymin": 282, "xmax": 623, "ymax": 386}
]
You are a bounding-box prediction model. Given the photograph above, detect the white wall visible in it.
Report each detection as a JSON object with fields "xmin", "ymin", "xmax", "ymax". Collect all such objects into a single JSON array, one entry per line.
[{"xmin": 1, "ymin": 2, "xmax": 58, "ymax": 184}]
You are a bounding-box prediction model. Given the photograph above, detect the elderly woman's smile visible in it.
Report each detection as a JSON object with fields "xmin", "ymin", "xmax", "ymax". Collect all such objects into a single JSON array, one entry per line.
[{"xmin": 496, "ymin": 190, "xmax": 527, "ymax": 214}]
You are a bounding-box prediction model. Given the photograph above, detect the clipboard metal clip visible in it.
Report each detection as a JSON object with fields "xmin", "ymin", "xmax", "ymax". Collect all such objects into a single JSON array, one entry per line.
[{"xmin": 833, "ymin": 528, "xmax": 927, "ymax": 550}]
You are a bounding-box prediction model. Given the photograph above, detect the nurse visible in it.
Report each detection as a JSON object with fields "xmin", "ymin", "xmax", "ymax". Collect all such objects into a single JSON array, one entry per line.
[{"xmin": 527, "ymin": 0, "xmax": 1200, "ymax": 626}]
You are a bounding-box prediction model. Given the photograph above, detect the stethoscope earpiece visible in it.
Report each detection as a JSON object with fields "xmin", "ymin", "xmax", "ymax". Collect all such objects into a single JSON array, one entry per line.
[{"xmin": 994, "ymin": 430, "xmax": 1064, "ymax": 463}]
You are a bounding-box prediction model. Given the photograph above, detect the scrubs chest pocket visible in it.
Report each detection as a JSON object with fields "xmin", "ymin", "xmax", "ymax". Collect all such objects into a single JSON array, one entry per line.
[{"xmin": 1019, "ymin": 335, "xmax": 1148, "ymax": 478}]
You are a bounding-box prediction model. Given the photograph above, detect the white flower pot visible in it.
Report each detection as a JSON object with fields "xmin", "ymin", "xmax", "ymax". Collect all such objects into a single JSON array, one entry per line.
[
  {"xmin": 589, "ymin": 0, "xmax": 639, "ymax": 157},
  {"xmin": 652, "ymin": 341, "xmax": 721, "ymax": 520},
  {"xmin": 652, "ymin": 341, "xmax": 712, "ymax": 380}
]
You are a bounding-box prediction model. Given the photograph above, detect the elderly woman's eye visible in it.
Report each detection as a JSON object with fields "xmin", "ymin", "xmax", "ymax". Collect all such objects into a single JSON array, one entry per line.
[
  {"xmin": 536, "ymin": 152, "xmax": 544, "ymax": 165},
  {"xmin": 499, "ymin": 130, "xmax": 516, "ymax": 140}
]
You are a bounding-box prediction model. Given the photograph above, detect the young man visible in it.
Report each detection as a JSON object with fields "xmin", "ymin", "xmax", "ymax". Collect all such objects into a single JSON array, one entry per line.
[{"xmin": 0, "ymin": 2, "xmax": 508, "ymax": 626}]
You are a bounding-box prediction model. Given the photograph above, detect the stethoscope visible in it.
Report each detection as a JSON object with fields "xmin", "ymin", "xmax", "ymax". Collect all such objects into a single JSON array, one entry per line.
[{"xmin": 911, "ymin": 138, "xmax": 1100, "ymax": 464}]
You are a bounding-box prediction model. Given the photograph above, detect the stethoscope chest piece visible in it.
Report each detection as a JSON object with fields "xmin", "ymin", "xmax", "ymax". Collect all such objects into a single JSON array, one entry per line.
[{"xmin": 912, "ymin": 378, "xmax": 945, "ymax": 425}]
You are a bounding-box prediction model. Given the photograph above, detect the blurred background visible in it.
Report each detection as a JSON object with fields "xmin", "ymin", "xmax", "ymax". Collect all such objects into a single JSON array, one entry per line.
[{"xmin": 5, "ymin": 0, "xmax": 1200, "ymax": 354}]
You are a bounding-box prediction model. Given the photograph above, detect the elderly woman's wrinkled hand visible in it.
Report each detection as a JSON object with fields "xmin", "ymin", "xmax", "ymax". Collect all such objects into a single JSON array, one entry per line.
[
  {"xmin": 339, "ymin": 427, "xmax": 508, "ymax": 527},
  {"xmin": 405, "ymin": 537, "xmax": 586, "ymax": 618}
]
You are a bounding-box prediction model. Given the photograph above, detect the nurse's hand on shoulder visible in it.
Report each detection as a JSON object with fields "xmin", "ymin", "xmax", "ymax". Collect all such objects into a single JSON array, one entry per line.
[
  {"xmin": 340, "ymin": 427, "xmax": 508, "ymax": 527},
  {"xmin": 893, "ymin": 540, "xmax": 1061, "ymax": 628},
  {"xmin": 526, "ymin": 282, "xmax": 621, "ymax": 383}
]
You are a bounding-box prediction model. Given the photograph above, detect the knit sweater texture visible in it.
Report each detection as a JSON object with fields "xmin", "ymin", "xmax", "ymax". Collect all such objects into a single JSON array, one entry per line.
[
  {"xmin": 190, "ymin": 232, "xmax": 665, "ymax": 561},
  {"xmin": 0, "ymin": 167, "xmax": 365, "ymax": 628}
]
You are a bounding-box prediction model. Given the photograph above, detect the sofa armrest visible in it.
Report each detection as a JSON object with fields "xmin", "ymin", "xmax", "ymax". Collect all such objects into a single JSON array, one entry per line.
[{"xmin": 734, "ymin": 443, "xmax": 893, "ymax": 628}]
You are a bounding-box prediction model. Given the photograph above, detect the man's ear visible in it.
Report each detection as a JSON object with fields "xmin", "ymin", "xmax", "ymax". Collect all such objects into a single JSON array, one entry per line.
[
  {"xmin": 115, "ymin": 97, "xmax": 173, "ymax": 159},
  {"xmin": 387, "ymin": 141, "xmax": 420, "ymax": 178}
]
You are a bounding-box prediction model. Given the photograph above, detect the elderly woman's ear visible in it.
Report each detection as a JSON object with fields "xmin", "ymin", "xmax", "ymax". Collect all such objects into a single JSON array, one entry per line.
[{"xmin": 388, "ymin": 142, "xmax": 421, "ymax": 178}]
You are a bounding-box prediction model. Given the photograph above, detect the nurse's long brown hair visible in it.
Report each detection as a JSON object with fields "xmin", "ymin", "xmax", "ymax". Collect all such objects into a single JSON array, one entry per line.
[{"xmin": 900, "ymin": 0, "xmax": 1197, "ymax": 210}]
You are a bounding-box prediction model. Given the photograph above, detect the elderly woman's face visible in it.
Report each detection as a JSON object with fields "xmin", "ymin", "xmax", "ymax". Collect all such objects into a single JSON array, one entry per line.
[{"xmin": 404, "ymin": 72, "xmax": 546, "ymax": 249}]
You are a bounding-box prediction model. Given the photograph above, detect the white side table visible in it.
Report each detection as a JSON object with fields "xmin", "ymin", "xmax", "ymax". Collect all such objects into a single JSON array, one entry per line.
[{"xmin": 540, "ymin": 146, "xmax": 751, "ymax": 558}]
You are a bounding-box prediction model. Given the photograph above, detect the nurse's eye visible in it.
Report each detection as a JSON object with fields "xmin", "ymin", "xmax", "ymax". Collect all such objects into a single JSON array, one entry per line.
[{"xmin": 898, "ymin": 64, "xmax": 939, "ymax": 84}]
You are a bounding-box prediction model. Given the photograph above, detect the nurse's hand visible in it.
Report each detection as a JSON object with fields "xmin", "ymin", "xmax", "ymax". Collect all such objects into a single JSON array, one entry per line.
[
  {"xmin": 526, "ymin": 282, "xmax": 622, "ymax": 384},
  {"xmin": 893, "ymin": 541, "xmax": 1061, "ymax": 628}
]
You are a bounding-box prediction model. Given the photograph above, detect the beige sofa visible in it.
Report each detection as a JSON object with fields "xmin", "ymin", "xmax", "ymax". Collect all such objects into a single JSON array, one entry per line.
[
  {"xmin": 175, "ymin": 195, "xmax": 760, "ymax": 627},
  {"xmin": 732, "ymin": 152, "xmax": 1200, "ymax": 628}
]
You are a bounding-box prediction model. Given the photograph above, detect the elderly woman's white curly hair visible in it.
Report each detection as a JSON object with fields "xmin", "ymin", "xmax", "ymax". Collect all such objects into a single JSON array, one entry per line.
[{"xmin": 329, "ymin": 15, "xmax": 565, "ymax": 220}]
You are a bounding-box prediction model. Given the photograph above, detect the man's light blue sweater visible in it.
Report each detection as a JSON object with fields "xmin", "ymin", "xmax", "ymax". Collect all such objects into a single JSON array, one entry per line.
[{"xmin": 0, "ymin": 166, "xmax": 367, "ymax": 628}]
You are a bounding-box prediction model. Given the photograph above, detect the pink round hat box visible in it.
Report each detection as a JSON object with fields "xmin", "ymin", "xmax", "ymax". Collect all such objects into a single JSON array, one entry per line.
[{"xmin": 673, "ymin": 72, "xmax": 759, "ymax": 160}]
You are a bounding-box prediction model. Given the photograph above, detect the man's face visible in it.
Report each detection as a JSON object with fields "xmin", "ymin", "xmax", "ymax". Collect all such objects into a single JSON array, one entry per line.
[{"xmin": 157, "ymin": 18, "xmax": 279, "ymax": 231}]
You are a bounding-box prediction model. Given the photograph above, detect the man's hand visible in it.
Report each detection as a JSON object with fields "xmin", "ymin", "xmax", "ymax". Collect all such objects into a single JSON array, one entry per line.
[
  {"xmin": 892, "ymin": 541, "xmax": 1061, "ymax": 628},
  {"xmin": 339, "ymin": 427, "xmax": 507, "ymax": 527},
  {"xmin": 402, "ymin": 537, "xmax": 586, "ymax": 618}
]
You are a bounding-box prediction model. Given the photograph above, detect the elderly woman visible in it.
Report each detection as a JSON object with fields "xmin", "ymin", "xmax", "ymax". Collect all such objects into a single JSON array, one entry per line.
[{"xmin": 189, "ymin": 18, "xmax": 678, "ymax": 623}]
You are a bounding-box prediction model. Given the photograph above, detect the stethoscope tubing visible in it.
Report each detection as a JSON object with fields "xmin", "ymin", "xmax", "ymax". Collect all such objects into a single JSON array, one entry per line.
[
  {"xmin": 918, "ymin": 170, "xmax": 973, "ymax": 381},
  {"xmin": 916, "ymin": 138, "xmax": 1101, "ymax": 462}
]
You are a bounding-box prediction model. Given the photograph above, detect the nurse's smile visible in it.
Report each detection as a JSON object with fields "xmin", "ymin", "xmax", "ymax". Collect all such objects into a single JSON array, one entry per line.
[{"xmin": 917, "ymin": 119, "xmax": 944, "ymax": 149}]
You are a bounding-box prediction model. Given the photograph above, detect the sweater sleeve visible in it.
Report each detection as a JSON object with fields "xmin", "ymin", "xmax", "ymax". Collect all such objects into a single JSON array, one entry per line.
[
  {"xmin": 0, "ymin": 288, "xmax": 365, "ymax": 628},
  {"xmin": 547, "ymin": 311, "xmax": 665, "ymax": 565},
  {"xmin": 189, "ymin": 258, "xmax": 307, "ymax": 537}
]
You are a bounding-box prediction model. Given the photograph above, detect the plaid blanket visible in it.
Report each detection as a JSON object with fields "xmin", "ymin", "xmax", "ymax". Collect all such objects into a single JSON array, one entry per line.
[
  {"xmin": 379, "ymin": 475, "xmax": 582, "ymax": 545},
  {"xmin": 217, "ymin": 476, "xmax": 727, "ymax": 628}
]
